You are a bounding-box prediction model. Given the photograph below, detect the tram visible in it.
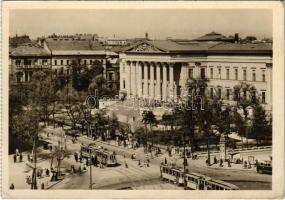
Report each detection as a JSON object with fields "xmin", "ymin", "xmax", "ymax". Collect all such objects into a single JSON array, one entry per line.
[
  {"xmin": 160, "ymin": 165, "xmax": 184, "ymax": 185},
  {"xmin": 80, "ymin": 144, "xmax": 117, "ymax": 166},
  {"xmin": 160, "ymin": 164, "xmax": 239, "ymax": 190}
]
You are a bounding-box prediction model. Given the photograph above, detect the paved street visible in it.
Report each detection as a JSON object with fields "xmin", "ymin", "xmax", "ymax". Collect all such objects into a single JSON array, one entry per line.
[{"xmin": 9, "ymin": 125, "xmax": 271, "ymax": 190}]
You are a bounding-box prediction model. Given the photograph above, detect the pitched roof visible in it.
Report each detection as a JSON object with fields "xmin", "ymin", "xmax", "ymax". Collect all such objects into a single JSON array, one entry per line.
[
  {"xmin": 45, "ymin": 38, "xmax": 105, "ymax": 52},
  {"xmin": 9, "ymin": 35, "xmax": 31, "ymax": 48},
  {"xmin": 209, "ymin": 43, "xmax": 272, "ymax": 54},
  {"xmin": 10, "ymin": 43, "xmax": 51, "ymax": 57},
  {"xmin": 193, "ymin": 32, "xmax": 234, "ymax": 42},
  {"xmin": 122, "ymin": 39, "xmax": 272, "ymax": 55}
]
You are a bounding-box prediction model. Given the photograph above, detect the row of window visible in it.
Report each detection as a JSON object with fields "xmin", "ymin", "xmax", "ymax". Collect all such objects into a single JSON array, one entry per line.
[
  {"xmin": 15, "ymin": 59, "xmax": 49, "ymax": 66},
  {"xmin": 53, "ymin": 59, "xmax": 102, "ymax": 66},
  {"xmin": 189, "ymin": 68, "xmax": 266, "ymax": 82},
  {"xmin": 122, "ymin": 79, "xmax": 267, "ymax": 104},
  {"xmin": 209, "ymin": 87, "xmax": 266, "ymax": 104}
]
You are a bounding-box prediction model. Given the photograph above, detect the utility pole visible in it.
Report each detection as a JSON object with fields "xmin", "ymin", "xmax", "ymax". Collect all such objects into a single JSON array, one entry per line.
[
  {"xmin": 89, "ymin": 151, "xmax": 93, "ymax": 190},
  {"xmin": 31, "ymin": 133, "xmax": 37, "ymax": 189}
]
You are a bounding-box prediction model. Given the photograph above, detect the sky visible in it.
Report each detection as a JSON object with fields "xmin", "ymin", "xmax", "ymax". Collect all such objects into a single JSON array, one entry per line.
[{"xmin": 9, "ymin": 9, "xmax": 272, "ymax": 40}]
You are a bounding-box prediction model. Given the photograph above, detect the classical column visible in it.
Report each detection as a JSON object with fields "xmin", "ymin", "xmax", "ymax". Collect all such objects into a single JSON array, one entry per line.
[
  {"xmin": 169, "ymin": 63, "xmax": 174, "ymax": 99},
  {"xmin": 150, "ymin": 62, "xmax": 155, "ymax": 99},
  {"xmin": 162, "ymin": 63, "xmax": 167, "ymax": 100},
  {"xmin": 126, "ymin": 61, "xmax": 131, "ymax": 97},
  {"xmin": 136, "ymin": 62, "xmax": 142, "ymax": 97},
  {"xmin": 156, "ymin": 63, "xmax": 161, "ymax": 100},
  {"xmin": 119, "ymin": 60, "xmax": 125, "ymax": 92},
  {"xmin": 143, "ymin": 63, "xmax": 148, "ymax": 98}
]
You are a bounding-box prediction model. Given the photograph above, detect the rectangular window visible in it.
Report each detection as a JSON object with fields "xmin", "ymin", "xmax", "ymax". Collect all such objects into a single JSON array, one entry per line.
[
  {"xmin": 218, "ymin": 88, "xmax": 222, "ymax": 99},
  {"xmin": 42, "ymin": 59, "xmax": 48, "ymax": 65},
  {"xmin": 67, "ymin": 69, "xmax": 70, "ymax": 75},
  {"xmin": 24, "ymin": 59, "xmax": 32, "ymax": 65},
  {"xmin": 235, "ymin": 69, "xmax": 238, "ymax": 80},
  {"xmin": 16, "ymin": 59, "xmax": 21, "ymax": 65},
  {"xmin": 90, "ymin": 60, "xmax": 93, "ymax": 65},
  {"xmin": 54, "ymin": 60, "xmax": 57, "ymax": 65},
  {"xmin": 142, "ymin": 66, "xmax": 144, "ymax": 79},
  {"xmin": 123, "ymin": 80, "xmax": 126, "ymax": 89},
  {"xmin": 226, "ymin": 89, "xmax": 230, "ymax": 100},
  {"xmin": 188, "ymin": 68, "xmax": 193, "ymax": 79},
  {"xmin": 243, "ymin": 69, "xmax": 247, "ymax": 81},
  {"xmin": 262, "ymin": 92, "xmax": 266, "ymax": 104},
  {"xmin": 123, "ymin": 64, "xmax": 125, "ymax": 73},
  {"xmin": 67, "ymin": 60, "xmax": 69, "ymax": 65},
  {"xmin": 210, "ymin": 88, "xmax": 214, "ymax": 98},
  {"xmin": 226, "ymin": 69, "xmax": 230, "ymax": 80},
  {"xmin": 252, "ymin": 71, "xmax": 256, "ymax": 81},
  {"xmin": 210, "ymin": 68, "xmax": 213, "ymax": 79},
  {"xmin": 201, "ymin": 68, "xmax": 205, "ymax": 79},
  {"xmin": 262, "ymin": 71, "xmax": 266, "ymax": 82},
  {"xmin": 84, "ymin": 60, "xmax": 87, "ymax": 65},
  {"xmin": 61, "ymin": 60, "xmax": 63, "ymax": 65},
  {"xmin": 218, "ymin": 68, "xmax": 221, "ymax": 79}
]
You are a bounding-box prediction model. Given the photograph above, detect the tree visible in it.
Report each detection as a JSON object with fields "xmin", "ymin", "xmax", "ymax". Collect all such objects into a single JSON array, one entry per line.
[
  {"xmin": 233, "ymin": 82, "xmax": 258, "ymax": 148},
  {"xmin": 251, "ymin": 104, "xmax": 272, "ymax": 145},
  {"xmin": 141, "ymin": 110, "xmax": 157, "ymax": 152}
]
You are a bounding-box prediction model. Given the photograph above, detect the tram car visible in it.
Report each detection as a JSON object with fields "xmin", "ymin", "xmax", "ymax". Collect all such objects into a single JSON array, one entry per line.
[
  {"xmin": 206, "ymin": 179, "xmax": 239, "ymax": 190},
  {"xmin": 160, "ymin": 164, "xmax": 184, "ymax": 185},
  {"xmin": 92, "ymin": 148, "xmax": 117, "ymax": 166},
  {"xmin": 80, "ymin": 144, "xmax": 117, "ymax": 166},
  {"xmin": 185, "ymin": 172, "xmax": 211, "ymax": 190},
  {"xmin": 160, "ymin": 164, "xmax": 239, "ymax": 190}
]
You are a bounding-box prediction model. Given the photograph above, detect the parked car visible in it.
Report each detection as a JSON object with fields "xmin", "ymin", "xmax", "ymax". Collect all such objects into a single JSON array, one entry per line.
[{"xmin": 256, "ymin": 160, "xmax": 272, "ymax": 174}]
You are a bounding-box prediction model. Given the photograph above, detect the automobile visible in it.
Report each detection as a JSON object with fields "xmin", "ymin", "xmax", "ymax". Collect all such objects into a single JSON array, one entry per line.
[{"xmin": 256, "ymin": 160, "xmax": 272, "ymax": 174}]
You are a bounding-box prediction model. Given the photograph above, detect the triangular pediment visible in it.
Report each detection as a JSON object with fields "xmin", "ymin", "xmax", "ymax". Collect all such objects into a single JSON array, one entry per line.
[{"xmin": 125, "ymin": 41, "xmax": 166, "ymax": 53}]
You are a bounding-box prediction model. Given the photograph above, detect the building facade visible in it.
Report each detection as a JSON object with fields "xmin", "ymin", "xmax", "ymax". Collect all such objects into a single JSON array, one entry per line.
[
  {"xmin": 9, "ymin": 43, "xmax": 52, "ymax": 84},
  {"xmin": 119, "ymin": 40, "xmax": 272, "ymax": 110}
]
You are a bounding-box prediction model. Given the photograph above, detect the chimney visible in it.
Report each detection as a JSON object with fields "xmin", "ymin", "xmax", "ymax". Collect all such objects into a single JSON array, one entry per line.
[
  {"xmin": 234, "ymin": 33, "xmax": 239, "ymax": 43},
  {"xmin": 145, "ymin": 32, "xmax": 149, "ymax": 40}
]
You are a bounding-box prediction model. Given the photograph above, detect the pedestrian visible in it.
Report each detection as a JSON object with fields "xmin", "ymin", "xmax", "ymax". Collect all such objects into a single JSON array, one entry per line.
[
  {"xmin": 78, "ymin": 166, "xmax": 82, "ymax": 174},
  {"xmin": 219, "ymin": 159, "xmax": 223, "ymax": 167},
  {"xmin": 16, "ymin": 149, "xmax": 19, "ymax": 156},
  {"xmin": 125, "ymin": 161, "xmax": 128, "ymax": 168},
  {"xmin": 74, "ymin": 152, "xmax": 78, "ymax": 162},
  {"xmin": 41, "ymin": 183, "xmax": 45, "ymax": 190},
  {"xmin": 79, "ymin": 156, "xmax": 82, "ymax": 163},
  {"xmin": 10, "ymin": 184, "xmax": 15, "ymax": 190},
  {"xmin": 227, "ymin": 159, "xmax": 231, "ymax": 167},
  {"xmin": 13, "ymin": 154, "xmax": 17, "ymax": 163},
  {"xmin": 138, "ymin": 160, "xmax": 141, "ymax": 166},
  {"xmin": 19, "ymin": 153, "xmax": 23, "ymax": 162},
  {"xmin": 47, "ymin": 132, "xmax": 49, "ymax": 137},
  {"xmin": 244, "ymin": 161, "xmax": 248, "ymax": 168},
  {"xmin": 214, "ymin": 156, "xmax": 217, "ymax": 164},
  {"xmin": 164, "ymin": 157, "xmax": 167, "ymax": 165},
  {"xmin": 46, "ymin": 168, "xmax": 50, "ymax": 177}
]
